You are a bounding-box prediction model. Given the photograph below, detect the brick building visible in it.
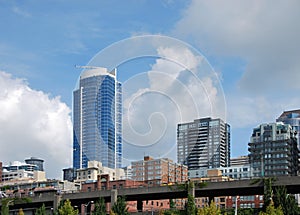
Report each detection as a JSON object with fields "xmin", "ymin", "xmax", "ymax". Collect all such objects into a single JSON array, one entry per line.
[{"xmin": 131, "ymin": 156, "xmax": 188, "ymax": 185}]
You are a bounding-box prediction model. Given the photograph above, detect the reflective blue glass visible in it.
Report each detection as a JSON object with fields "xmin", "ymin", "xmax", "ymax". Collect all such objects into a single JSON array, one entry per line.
[{"xmin": 73, "ymin": 69, "xmax": 122, "ymax": 169}]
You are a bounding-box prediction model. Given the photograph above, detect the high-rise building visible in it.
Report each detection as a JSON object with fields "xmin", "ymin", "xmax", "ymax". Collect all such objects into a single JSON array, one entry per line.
[
  {"xmin": 276, "ymin": 109, "xmax": 300, "ymax": 149},
  {"xmin": 248, "ymin": 122, "xmax": 299, "ymax": 177},
  {"xmin": 73, "ymin": 67, "xmax": 122, "ymax": 169},
  {"xmin": 25, "ymin": 157, "xmax": 44, "ymax": 171},
  {"xmin": 177, "ymin": 117, "xmax": 230, "ymax": 170},
  {"xmin": 230, "ymin": 156, "xmax": 249, "ymax": 166}
]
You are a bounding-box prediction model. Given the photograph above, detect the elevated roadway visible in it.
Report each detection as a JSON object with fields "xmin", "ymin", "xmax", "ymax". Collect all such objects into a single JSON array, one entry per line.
[{"xmin": 2, "ymin": 176, "xmax": 300, "ymax": 213}]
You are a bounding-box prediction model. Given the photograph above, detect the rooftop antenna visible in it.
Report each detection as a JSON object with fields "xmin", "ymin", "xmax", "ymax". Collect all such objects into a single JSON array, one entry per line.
[{"xmin": 75, "ymin": 65, "xmax": 101, "ymax": 70}]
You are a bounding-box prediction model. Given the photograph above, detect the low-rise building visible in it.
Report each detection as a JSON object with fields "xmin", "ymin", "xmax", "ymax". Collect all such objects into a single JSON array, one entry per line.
[
  {"xmin": 131, "ymin": 156, "xmax": 188, "ymax": 185},
  {"xmin": 2, "ymin": 160, "xmax": 46, "ymax": 182},
  {"xmin": 75, "ymin": 160, "xmax": 125, "ymax": 183},
  {"xmin": 0, "ymin": 179, "xmax": 80, "ymax": 197}
]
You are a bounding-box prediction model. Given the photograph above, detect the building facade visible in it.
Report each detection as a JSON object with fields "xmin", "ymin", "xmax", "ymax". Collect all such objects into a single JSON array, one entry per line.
[
  {"xmin": 25, "ymin": 157, "xmax": 44, "ymax": 171},
  {"xmin": 75, "ymin": 160, "xmax": 125, "ymax": 183},
  {"xmin": 62, "ymin": 167, "xmax": 76, "ymax": 182},
  {"xmin": 73, "ymin": 67, "xmax": 122, "ymax": 169},
  {"xmin": 0, "ymin": 161, "xmax": 2, "ymax": 182},
  {"xmin": 248, "ymin": 122, "xmax": 299, "ymax": 177},
  {"xmin": 1, "ymin": 161, "xmax": 46, "ymax": 183},
  {"xmin": 277, "ymin": 109, "xmax": 300, "ymax": 149},
  {"xmin": 131, "ymin": 156, "xmax": 188, "ymax": 185},
  {"xmin": 177, "ymin": 117, "xmax": 230, "ymax": 170}
]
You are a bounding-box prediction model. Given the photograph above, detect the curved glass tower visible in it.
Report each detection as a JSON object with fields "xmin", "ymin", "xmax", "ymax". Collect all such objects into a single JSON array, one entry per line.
[{"xmin": 73, "ymin": 67, "xmax": 122, "ymax": 169}]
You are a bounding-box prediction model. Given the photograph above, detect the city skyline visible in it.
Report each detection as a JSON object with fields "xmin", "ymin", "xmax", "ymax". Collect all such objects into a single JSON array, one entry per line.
[{"xmin": 0, "ymin": 1, "xmax": 299, "ymax": 178}]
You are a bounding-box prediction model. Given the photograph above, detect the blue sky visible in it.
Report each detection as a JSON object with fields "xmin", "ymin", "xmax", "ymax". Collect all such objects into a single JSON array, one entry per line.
[{"xmin": 0, "ymin": 0, "xmax": 300, "ymax": 178}]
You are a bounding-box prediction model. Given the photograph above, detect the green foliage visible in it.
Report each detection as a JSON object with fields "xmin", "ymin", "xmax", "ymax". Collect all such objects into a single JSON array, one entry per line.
[
  {"xmin": 163, "ymin": 209, "xmax": 181, "ymax": 215},
  {"xmin": 197, "ymin": 200, "xmax": 221, "ymax": 215},
  {"xmin": 93, "ymin": 197, "xmax": 106, "ymax": 215},
  {"xmin": 57, "ymin": 199, "xmax": 78, "ymax": 215},
  {"xmin": 35, "ymin": 203, "xmax": 47, "ymax": 215},
  {"xmin": 195, "ymin": 181, "xmax": 208, "ymax": 189},
  {"xmin": 222, "ymin": 208, "xmax": 255, "ymax": 215},
  {"xmin": 170, "ymin": 199, "xmax": 176, "ymax": 209},
  {"xmin": 263, "ymin": 178, "xmax": 274, "ymax": 211},
  {"xmin": 186, "ymin": 194, "xmax": 196, "ymax": 215},
  {"xmin": 237, "ymin": 208, "xmax": 255, "ymax": 215},
  {"xmin": 111, "ymin": 196, "xmax": 129, "ymax": 215},
  {"xmin": 273, "ymin": 186, "xmax": 300, "ymax": 215},
  {"xmin": 259, "ymin": 201, "xmax": 283, "ymax": 215}
]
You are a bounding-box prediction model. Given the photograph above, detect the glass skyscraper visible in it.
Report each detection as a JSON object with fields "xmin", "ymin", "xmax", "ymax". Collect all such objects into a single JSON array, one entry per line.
[{"xmin": 73, "ymin": 67, "xmax": 122, "ymax": 169}]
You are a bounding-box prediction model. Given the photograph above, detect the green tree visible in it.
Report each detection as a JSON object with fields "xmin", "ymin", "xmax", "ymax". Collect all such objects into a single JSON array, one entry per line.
[
  {"xmin": 263, "ymin": 178, "xmax": 274, "ymax": 212},
  {"xmin": 93, "ymin": 197, "xmax": 106, "ymax": 215},
  {"xmin": 170, "ymin": 199, "xmax": 176, "ymax": 209},
  {"xmin": 259, "ymin": 201, "xmax": 283, "ymax": 215},
  {"xmin": 18, "ymin": 208, "xmax": 25, "ymax": 215},
  {"xmin": 197, "ymin": 200, "xmax": 221, "ymax": 215},
  {"xmin": 111, "ymin": 196, "xmax": 129, "ymax": 215},
  {"xmin": 273, "ymin": 186, "xmax": 300, "ymax": 215},
  {"xmin": 58, "ymin": 199, "xmax": 78, "ymax": 215},
  {"xmin": 35, "ymin": 203, "xmax": 47, "ymax": 215},
  {"xmin": 186, "ymin": 194, "xmax": 196, "ymax": 215}
]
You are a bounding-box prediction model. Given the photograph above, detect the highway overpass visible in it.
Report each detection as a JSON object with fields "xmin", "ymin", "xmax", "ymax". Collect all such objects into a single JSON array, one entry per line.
[{"xmin": 2, "ymin": 176, "xmax": 300, "ymax": 214}]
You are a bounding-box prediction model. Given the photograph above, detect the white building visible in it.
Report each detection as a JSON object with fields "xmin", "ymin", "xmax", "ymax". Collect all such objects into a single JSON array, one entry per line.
[
  {"xmin": 2, "ymin": 161, "xmax": 46, "ymax": 182},
  {"xmin": 75, "ymin": 160, "xmax": 125, "ymax": 183}
]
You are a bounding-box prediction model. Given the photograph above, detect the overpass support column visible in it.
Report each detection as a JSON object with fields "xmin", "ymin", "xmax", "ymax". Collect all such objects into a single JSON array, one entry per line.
[
  {"xmin": 111, "ymin": 189, "xmax": 118, "ymax": 209},
  {"xmin": 53, "ymin": 194, "xmax": 62, "ymax": 211},
  {"xmin": 137, "ymin": 199, "xmax": 143, "ymax": 212}
]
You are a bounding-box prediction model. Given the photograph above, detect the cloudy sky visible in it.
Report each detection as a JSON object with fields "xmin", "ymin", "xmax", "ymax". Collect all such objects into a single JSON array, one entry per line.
[{"xmin": 0, "ymin": 0, "xmax": 299, "ymax": 178}]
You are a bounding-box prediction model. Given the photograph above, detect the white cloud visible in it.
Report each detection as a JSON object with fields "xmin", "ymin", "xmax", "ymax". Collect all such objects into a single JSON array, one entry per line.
[
  {"xmin": 0, "ymin": 71, "xmax": 72, "ymax": 179},
  {"xmin": 122, "ymin": 46, "xmax": 225, "ymax": 162},
  {"xmin": 173, "ymin": 0, "xmax": 300, "ymax": 133},
  {"xmin": 174, "ymin": 0, "xmax": 300, "ymax": 92}
]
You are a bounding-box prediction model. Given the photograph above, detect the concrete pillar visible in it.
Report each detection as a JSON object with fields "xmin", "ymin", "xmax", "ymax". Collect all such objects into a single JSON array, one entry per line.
[
  {"xmin": 111, "ymin": 189, "xmax": 118, "ymax": 208},
  {"xmin": 137, "ymin": 199, "xmax": 143, "ymax": 212},
  {"xmin": 53, "ymin": 194, "xmax": 61, "ymax": 211}
]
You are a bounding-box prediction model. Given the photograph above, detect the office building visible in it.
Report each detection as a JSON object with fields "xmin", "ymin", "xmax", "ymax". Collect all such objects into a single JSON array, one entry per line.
[
  {"xmin": 62, "ymin": 167, "xmax": 76, "ymax": 182},
  {"xmin": 73, "ymin": 67, "xmax": 122, "ymax": 169},
  {"xmin": 277, "ymin": 109, "xmax": 300, "ymax": 149},
  {"xmin": 248, "ymin": 122, "xmax": 299, "ymax": 177},
  {"xmin": 177, "ymin": 117, "xmax": 230, "ymax": 170},
  {"xmin": 230, "ymin": 156, "xmax": 249, "ymax": 166},
  {"xmin": 131, "ymin": 156, "xmax": 188, "ymax": 185},
  {"xmin": 25, "ymin": 157, "xmax": 44, "ymax": 171}
]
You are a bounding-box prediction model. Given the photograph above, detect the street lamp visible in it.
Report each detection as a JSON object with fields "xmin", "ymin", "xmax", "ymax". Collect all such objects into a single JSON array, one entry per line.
[
  {"xmin": 234, "ymin": 196, "xmax": 239, "ymax": 215},
  {"xmin": 84, "ymin": 201, "xmax": 94, "ymax": 215}
]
